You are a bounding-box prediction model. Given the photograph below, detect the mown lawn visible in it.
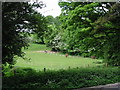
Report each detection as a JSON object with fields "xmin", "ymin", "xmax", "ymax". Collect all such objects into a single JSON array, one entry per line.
[
  {"xmin": 15, "ymin": 43, "xmax": 103, "ymax": 71},
  {"xmin": 24, "ymin": 43, "xmax": 51, "ymax": 51}
]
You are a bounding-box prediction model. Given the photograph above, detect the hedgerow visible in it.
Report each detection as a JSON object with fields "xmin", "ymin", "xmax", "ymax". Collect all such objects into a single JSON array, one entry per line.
[{"xmin": 3, "ymin": 67, "xmax": 120, "ymax": 89}]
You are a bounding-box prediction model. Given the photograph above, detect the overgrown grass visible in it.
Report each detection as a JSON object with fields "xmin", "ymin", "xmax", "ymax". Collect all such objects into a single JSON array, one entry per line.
[
  {"xmin": 15, "ymin": 43, "xmax": 103, "ymax": 71},
  {"xmin": 3, "ymin": 67, "xmax": 120, "ymax": 88}
]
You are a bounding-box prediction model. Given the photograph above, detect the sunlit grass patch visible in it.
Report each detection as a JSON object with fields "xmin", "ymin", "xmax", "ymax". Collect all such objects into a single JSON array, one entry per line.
[{"xmin": 15, "ymin": 43, "xmax": 103, "ymax": 71}]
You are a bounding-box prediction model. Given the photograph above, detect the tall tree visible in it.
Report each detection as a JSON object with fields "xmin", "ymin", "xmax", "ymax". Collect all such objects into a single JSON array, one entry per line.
[
  {"xmin": 44, "ymin": 15, "xmax": 62, "ymax": 51},
  {"xmin": 94, "ymin": 3, "xmax": 120, "ymax": 66},
  {"xmin": 32, "ymin": 13, "xmax": 47, "ymax": 44},
  {"xmin": 2, "ymin": 2, "xmax": 45, "ymax": 66},
  {"xmin": 59, "ymin": 2, "xmax": 120, "ymax": 66},
  {"xmin": 59, "ymin": 2, "xmax": 107, "ymax": 55}
]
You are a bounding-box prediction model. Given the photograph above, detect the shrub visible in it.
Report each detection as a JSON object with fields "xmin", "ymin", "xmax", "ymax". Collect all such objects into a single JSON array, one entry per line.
[{"xmin": 3, "ymin": 67, "xmax": 120, "ymax": 89}]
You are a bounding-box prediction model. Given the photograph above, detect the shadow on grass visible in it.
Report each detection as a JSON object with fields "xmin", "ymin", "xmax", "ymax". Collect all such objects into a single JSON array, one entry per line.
[{"xmin": 2, "ymin": 67, "xmax": 119, "ymax": 89}]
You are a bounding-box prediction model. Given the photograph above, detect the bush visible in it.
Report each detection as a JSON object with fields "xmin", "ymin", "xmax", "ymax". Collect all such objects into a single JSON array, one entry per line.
[
  {"xmin": 103, "ymin": 38, "xmax": 120, "ymax": 66},
  {"xmin": 3, "ymin": 67, "xmax": 120, "ymax": 89}
]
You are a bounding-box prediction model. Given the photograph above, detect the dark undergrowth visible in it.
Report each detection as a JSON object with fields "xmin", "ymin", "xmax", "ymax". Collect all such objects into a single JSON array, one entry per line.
[{"xmin": 3, "ymin": 67, "xmax": 120, "ymax": 89}]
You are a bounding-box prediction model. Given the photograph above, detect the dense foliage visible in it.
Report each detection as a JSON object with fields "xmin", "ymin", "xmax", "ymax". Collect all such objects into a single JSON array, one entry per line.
[
  {"xmin": 94, "ymin": 3, "xmax": 120, "ymax": 66},
  {"xmin": 2, "ymin": 2, "xmax": 120, "ymax": 89},
  {"xmin": 3, "ymin": 2, "xmax": 119, "ymax": 67},
  {"xmin": 45, "ymin": 2, "xmax": 120, "ymax": 66},
  {"xmin": 44, "ymin": 15, "xmax": 61, "ymax": 51},
  {"xmin": 32, "ymin": 14, "xmax": 47, "ymax": 44},
  {"xmin": 3, "ymin": 67, "xmax": 120, "ymax": 88},
  {"xmin": 2, "ymin": 2, "xmax": 45, "ymax": 66}
]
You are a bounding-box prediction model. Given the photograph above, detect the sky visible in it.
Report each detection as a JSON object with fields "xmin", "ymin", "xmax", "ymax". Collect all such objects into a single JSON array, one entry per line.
[{"xmin": 34, "ymin": 0, "xmax": 62, "ymax": 17}]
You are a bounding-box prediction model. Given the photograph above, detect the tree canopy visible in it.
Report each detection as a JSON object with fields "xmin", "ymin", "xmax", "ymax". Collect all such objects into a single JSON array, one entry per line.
[
  {"xmin": 3, "ymin": 2, "xmax": 120, "ymax": 67},
  {"xmin": 49, "ymin": 2, "xmax": 120, "ymax": 66},
  {"xmin": 2, "ymin": 2, "xmax": 46, "ymax": 65}
]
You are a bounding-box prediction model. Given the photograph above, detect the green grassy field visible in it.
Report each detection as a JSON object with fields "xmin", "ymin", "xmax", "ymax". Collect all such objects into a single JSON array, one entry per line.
[
  {"xmin": 15, "ymin": 43, "xmax": 103, "ymax": 71},
  {"xmin": 24, "ymin": 43, "xmax": 51, "ymax": 51}
]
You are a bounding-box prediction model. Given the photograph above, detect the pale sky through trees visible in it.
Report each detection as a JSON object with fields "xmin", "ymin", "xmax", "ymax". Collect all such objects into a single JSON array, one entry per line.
[{"xmin": 35, "ymin": 0, "xmax": 62, "ymax": 17}]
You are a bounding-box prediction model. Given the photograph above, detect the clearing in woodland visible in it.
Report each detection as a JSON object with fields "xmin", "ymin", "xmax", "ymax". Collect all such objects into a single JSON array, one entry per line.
[{"xmin": 15, "ymin": 43, "xmax": 103, "ymax": 71}]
